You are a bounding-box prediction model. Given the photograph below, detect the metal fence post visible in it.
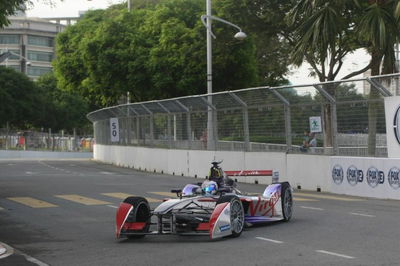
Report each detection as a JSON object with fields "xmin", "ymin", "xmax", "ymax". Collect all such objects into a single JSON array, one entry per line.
[
  {"xmin": 176, "ymin": 100, "xmax": 192, "ymax": 149},
  {"xmin": 331, "ymin": 102, "xmax": 338, "ymax": 155},
  {"xmin": 270, "ymin": 89, "xmax": 291, "ymax": 151},
  {"xmin": 157, "ymin": 102, "xmax": 172, "ymax": 149},
  {"xmin": 201, "ymin": 97, "xmax": 217, "ymax": 150},
  {"xmin": 229, "ymin": 92, "xmax": 250, "ymax": 151},
  {"xmin": 141, "ymin": 104, "xmax": 154, "ymax": 147}
]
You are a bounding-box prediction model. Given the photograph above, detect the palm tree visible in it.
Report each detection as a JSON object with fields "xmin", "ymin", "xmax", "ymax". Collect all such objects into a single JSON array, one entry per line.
[
  {"xmin": 287, "ymin": 0, "xmax": 367, "ymax": 150},
  {"xmin": 356, "ymin": 0, "xmax": 400, "ymax": 155},
  {"xmin": 287, "ymin": 0, "xmax": 400, "ymax": 155}
]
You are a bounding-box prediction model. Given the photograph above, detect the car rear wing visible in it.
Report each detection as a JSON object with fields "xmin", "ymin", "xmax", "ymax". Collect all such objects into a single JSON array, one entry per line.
[{"xmin": 224, "ymin": 170, "xmax": 278, "ymax": 185}]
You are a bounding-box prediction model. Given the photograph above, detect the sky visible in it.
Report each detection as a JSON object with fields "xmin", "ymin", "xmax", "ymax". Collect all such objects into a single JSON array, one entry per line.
[
  {"xmin": 26, "ymin": 0, "xmax": 123, "ymax": 17},
  {"xmin": 25, "ymin": 0, "xmax": 371, "ymax": 86}
]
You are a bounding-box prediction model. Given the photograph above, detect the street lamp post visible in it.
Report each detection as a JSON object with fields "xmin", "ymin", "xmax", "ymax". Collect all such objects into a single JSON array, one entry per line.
[
  {"xmin": 0, "ymin": 50, "xmax": 31, "ymax": 74},
  {"xmin": 201, "ymin": 4, "xmax": 247, "ymax": 150}
]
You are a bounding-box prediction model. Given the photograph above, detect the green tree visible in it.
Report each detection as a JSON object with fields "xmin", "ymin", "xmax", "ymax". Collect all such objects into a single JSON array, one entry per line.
[
  {"xmin": 356, "ymin": 0, "xmax": 400, "ymax": 155},
  {"xmin": 286, "ymin": 0, "xmax": 400, "ymax": 154},
  {"xmin": 54, "ymin": 0, "xmax": 259, "ymax": 107},
  {"xmin": 0, "ymin": 66, "xmax": 39, "ymax": 128},
  {"xmin": 35, "ymin": 72, "xmax": 89, "ymax": 132},
  {"xmin": 214, "ymin": 0, "xmax": 292, "ymax": 86},
  {"xmin": 0, "ymin": 0, "xmax": 25, "ymax": 28}
]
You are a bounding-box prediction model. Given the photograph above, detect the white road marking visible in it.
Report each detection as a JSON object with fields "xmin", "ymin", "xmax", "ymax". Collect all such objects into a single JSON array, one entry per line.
[
  {"xmin": 100, "ymin": 172, "xmax": 114, "ymax": 175},
  {"xmin": 300, "ymin": 206, "xmax": 324, "ymax": 211},
  {"xmin": 316, "ymin": 250, "xmax": 355, "ymax": 259},
  {"xmin": 107, "ymin": 205, "xmax": 118, "ymax": 209},
  {"xmin": 25, "ymin": 171, "xmax": 33, "ymax": 175},
  {"xmin": 349, "ymin": 212, "xmax": 376, "ymax": 218},
  {"xmin": 255, "ymin": 237, "xmax": 284, "ymax": 244}
]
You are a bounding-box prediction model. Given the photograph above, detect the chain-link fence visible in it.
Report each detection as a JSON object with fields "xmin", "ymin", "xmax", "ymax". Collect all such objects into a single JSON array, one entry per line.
[
  {"xmin": 87, "ymin": 73, "xmax": 400, "ymax": 157},
  {"xmin": 0, "ymin": 129, "xmax": 94, "ymax": 152}
]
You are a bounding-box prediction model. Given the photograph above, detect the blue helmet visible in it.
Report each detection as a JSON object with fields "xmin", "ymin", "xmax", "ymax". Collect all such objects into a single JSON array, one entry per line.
[{"xmin": 202, "ymin": 181, "xmax": 218, "ymax": 195}]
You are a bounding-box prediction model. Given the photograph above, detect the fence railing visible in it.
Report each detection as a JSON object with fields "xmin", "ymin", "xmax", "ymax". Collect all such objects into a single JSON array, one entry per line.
[
  {"xmin": 87, "ymin": 73, "xmax": 400, "ymax": 157},
  {"xmin": 0, "ymin": 129, "xmax": 94, "ymax": 152}
]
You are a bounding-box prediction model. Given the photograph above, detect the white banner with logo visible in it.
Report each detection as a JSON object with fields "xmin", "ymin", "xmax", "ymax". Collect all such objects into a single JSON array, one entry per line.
[
  {"xmin": 385, "ymin": 96, "xmax": 400, "ymax": 158},
  {"xmin": 331, "ymin": 157, "xmax": 400, "ymax": 200},
  {"xmin": 110, "ymin": 118, "xmax": 120, "ymax": 143}
]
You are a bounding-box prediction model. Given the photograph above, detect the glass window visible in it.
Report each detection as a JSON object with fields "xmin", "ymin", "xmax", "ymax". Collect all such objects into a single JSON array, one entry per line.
[
  {"xmin": 0, "ymin": 34, "xmax": 20, "ymax": 44},
  {"xmin": 7, "ymin": 49, "xmax": 20, "ymax": 60},
  {"xmin": 27, "ymin": 35, "xmax": 53, "ymax": 47},
  {"xmin": 27, "ymin": 66, "xmax": 52, "ymax": 76},
  {"xmin": 27, "ymin": 50, "xmax": 53, "ymax": 62},
  {"xmin": 7, "ymin": 65, "xmax": 21, "ymax": 72}
]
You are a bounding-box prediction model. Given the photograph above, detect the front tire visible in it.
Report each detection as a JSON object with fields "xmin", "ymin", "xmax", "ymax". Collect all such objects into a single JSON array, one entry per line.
[
  {"xmin": 123, "ymin": 197, "xmax": 150, "ymax": 239},
  {"xmin": 216, "ymin": 195, "xmax": 244, "ymax": 237},
  {"xmin": 280, "ymin": 182, "xmax": 293, "ymax": 221}
]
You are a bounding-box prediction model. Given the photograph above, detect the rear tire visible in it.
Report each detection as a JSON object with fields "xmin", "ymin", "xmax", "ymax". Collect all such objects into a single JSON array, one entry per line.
[
  {"xmin": 123, "ymin": 197, "xmax": 150, "ymax": 239},
  {"xmin": 280, "ymin": 182, "xmax": 293, "ymax": 221},
  {"xmin": 216, "ymin": 195, "xmax": 244, "ymax": 237}
]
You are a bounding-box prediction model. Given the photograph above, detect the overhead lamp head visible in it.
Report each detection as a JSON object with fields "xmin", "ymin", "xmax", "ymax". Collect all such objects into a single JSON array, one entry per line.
[{"xmin": 234, "ymin": 31, "xmax": 247, "ymax": 41}]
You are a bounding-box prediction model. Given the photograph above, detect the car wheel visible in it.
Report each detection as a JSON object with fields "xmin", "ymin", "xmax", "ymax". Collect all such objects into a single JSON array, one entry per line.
[
  {"xmin": 281, "ymin": 182, "xmax": 293, "ymax": 221},
  {"xmin": 123, "ymin": 197, "xmax": 150, "ymax": 239},
  {"xmin": 216, "ymin": 195, "xmax": 244, "ymax": 237}
]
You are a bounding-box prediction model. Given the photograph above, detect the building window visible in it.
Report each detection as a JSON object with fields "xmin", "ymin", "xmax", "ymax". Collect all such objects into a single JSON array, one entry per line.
[
  {"xmin": 27, "ymin": 66, "xmax": 52, "ymax": 76},
  {"xmin": 0, "ymin": 34, "xmax": 20, "ymax": 44},
  {"xmin": 27, "ymin": 35, "xmax": 53, "ymax": 47},
  {"xmin": 27, "ymin": 50, "xmax": 53, "ymax": 62},
  {"xmin": 7, "ymin": 65, "xmax": 21, "ymax": 72},
  {"xmin": 7, "ymin": 49, "xmax": 20, "ymax": 60}
]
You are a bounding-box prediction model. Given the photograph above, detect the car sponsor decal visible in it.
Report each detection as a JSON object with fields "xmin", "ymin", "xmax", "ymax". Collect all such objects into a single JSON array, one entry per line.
[
  {"xmin": 248, "ymin": 192, "xmax": 280, "ymax": 217},
  {"xmin": 219, "ymin": 224, "xmax": 230, "ymax": 232}
]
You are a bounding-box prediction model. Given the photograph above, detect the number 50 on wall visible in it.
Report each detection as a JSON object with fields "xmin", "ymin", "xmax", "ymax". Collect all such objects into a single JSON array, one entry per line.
[{"xmin": 110, "ymin": 118, "xmax": 120, "ymax": 142}]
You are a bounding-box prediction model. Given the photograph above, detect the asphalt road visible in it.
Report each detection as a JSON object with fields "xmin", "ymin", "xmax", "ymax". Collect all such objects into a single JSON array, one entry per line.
[{"xmin": 0, "ymin": 159, "xmax": 399, "ymax": 266}]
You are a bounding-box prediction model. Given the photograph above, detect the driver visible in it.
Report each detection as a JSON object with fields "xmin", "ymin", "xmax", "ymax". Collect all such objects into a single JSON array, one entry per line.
[
  {"xmin": 209, "ymin": 160, "xmax": 224, "ymax": 187},
  {"xmin": 208, "ymin": 160, "xmax": 235, "ymax": 188}
]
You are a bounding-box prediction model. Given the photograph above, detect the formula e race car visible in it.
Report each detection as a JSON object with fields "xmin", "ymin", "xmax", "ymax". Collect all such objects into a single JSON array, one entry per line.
[{"xmin": 115, "ymin": 180, "xmax": 293, "ymax": 240}]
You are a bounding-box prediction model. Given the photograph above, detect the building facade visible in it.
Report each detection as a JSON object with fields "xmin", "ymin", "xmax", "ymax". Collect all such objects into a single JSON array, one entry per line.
[{"xmin": 0, "ymin": 16, "xmax": 66, "ymax": 79}]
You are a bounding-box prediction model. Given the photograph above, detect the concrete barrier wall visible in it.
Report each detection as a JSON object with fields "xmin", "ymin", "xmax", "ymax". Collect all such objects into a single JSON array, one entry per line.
[
  {"xmin": 0, "ymin": 150, "xmax": 93, "ymax": 159},
  {"xmin": 331, "ymin": 156, "xmax": 400, "ymax": 200},
  {"xmin": 94, "ymin": 145, "xmax": 321, "ymax": 189},
  {"xmin": 94, "ymin": 144, "xmax": 400, "ymax": 200}
]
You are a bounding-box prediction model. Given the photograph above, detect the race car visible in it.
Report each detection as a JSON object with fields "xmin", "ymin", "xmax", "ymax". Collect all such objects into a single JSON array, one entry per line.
[{"xmin": 115, "ymin": 179, "xmax": 293, "ymax": 240}]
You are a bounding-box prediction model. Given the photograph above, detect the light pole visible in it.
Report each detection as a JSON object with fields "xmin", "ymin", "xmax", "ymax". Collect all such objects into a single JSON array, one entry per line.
[
  {"xmin": 0, "ymin": 49, "xmax": 31, "ymax": 74},
  {"xmin": 201, "ymin": 5, "xmax": 247, "ymax": 150}
]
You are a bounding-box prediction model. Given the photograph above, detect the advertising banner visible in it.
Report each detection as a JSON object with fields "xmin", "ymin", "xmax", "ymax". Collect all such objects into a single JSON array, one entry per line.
[
  {"xmin": 331, "ymin": 157, "xmax": 400, "ymax": 200},
  {"xmin": 385, "ymin": 96, "xmax": 400, "ymax": 158}
]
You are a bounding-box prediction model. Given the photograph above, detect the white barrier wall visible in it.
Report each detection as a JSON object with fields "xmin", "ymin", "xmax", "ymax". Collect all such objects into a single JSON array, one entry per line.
[
  {"xmin": 287, "ymin": 154, "xmax": 331, "ymax": 191},
  {"xmin": 94, "ymin": 145, "xmax": 319, "ymax": 188},
  {"xmin": 94, "ymin": 144, "xmax": 400, "ymax": 200},
  {"xmin": 331, "ymin": 156, "xmax": 400, "ymax": 200},
  {"xmin": 0, "ymin": 150, "xmax": 93, "ymax": 159}
]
